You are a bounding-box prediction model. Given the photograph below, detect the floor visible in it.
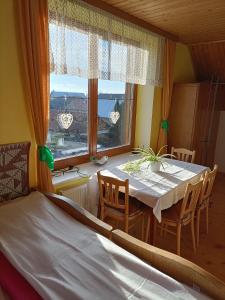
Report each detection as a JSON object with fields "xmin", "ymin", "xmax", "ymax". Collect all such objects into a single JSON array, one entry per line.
[
  {"xmin": 153, "ymin": 172, "xmax": 225, "ymax": 283},
  {"xmin": 107, "ymin": 173, "xmax": 225, "ymax": 283}
]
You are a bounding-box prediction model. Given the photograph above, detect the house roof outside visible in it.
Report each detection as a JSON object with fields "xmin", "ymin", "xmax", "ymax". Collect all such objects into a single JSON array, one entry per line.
[{"xmin": 50, "ymin": 91, "xmax": 124, "ymax": 118}]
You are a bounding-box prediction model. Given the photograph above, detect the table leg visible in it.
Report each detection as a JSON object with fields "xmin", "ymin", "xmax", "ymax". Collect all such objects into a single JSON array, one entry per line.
[
  {"xmin": 145, "ymin": 207, "xmax": 155, "ymax": 245},
  {"xmin": 149, "ymin": 209, "xmax": 155, "ymax": 245},
  {"xmin": 97, "ymin": 198, "xmax": 101, "ymax": 219}
]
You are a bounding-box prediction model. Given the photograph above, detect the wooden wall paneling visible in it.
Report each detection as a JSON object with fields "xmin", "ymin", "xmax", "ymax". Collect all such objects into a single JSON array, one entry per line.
[
  {"xmin": 190, "ymin": 41, "xmax": 225, "ymax": 82},
  {"xmin": 206, "ymin": 84, "xmax": 225, "ymax": 168},
  {"xmin": 207, "ymin": 110, "xmax": 220, "ymax": 168}
]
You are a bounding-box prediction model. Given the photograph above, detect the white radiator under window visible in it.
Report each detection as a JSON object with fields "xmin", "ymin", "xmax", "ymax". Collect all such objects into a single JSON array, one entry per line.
[{"xmin": 59, "ymin": 184, "xmax": 98, "ymax": 216}]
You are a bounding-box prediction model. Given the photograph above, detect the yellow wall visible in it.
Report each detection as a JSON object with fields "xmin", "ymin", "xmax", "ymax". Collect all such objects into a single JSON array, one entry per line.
[
  {"xmin": 0, "ymin": 0, "xmax": 37, "ymax": 186},
  {"xmin": 135, "ymin": 84, "xmax": 155, "ymax": 148},
  {"xmin": 174, "ymin": 43, "xmax": 196, "ymax": 83},
  {"xmin": 150, "ymin": 42, "xmax": 196, "ymax": 151}
]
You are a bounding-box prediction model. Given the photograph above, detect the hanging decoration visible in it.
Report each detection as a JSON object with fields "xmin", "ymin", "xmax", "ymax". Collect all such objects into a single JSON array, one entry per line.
[
  {"xmin": 57, "ymin": 113, "xmax": 73, "ymax": 129},
  {"xmin": 57, "ymin": 96, "xmax": 74, "ymax": 129},
  {"xmin": 109, "ymin": 111, "xmax": 120, "ymax": 124}
]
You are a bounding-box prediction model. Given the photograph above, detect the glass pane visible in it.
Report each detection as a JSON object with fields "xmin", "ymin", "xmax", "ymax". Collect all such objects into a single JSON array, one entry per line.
[
  {"xmin": 47, "ymin": 74, "xmax": 88, "ymax": 160},
  {"xmin": 97, "ymin": 80, "xmax": 134, "ymax": 151}
]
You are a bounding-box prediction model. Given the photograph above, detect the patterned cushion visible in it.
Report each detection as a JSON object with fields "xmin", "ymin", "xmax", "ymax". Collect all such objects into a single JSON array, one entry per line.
[{"xmin": 0, "ymin": 142, "xmax": 30, "ymax": 202}]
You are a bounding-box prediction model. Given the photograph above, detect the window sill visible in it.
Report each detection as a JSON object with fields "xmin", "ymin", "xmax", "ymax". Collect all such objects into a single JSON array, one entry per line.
[{"xmin": 52, "ymin": 151, "xmax": 134, "ymax": 188}]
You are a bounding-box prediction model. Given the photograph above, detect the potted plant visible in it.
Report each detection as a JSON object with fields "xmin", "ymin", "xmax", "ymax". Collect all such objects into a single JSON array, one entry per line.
[{"xmin": 123, "ymin": 145, "xmax": 173, "ymax": 173}]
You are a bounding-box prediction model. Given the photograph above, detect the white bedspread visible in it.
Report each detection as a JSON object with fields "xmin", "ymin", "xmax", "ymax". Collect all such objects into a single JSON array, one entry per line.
[{"xmin": 0, "ymin": 192, "xmax": 210, "ymax": 300}]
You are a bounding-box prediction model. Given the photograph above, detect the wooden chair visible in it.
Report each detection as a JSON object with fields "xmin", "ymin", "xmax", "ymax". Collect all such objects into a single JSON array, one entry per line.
[
  {"xmin": 97, "ymin": 171, "xmax": 149, "ymax": 241},
  {"xmin": 159, "ymin": 179, "xmax": 203, "ymax": 256},
  {"xmin": 196, "ymin": 164, "xmax": 218, "ymax": 246},
  {"xmin": 171, "ymin": 147, "xmax": 196, "ymax": 163}
]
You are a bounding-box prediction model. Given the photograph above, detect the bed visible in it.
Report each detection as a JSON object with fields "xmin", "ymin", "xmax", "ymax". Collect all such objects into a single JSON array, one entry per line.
[{"xmin": 0, "ymin": 142, "xmax": 225, "ymax": 300}]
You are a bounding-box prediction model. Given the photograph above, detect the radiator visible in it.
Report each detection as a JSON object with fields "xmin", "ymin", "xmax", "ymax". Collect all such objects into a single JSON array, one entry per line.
[
  {"xmin": 59, "ymin": 184, "xmax": 98, "ymax": 217},
  {"xmin": 60, "ymin": 184, "xmax": 88, "ymax": 209}
]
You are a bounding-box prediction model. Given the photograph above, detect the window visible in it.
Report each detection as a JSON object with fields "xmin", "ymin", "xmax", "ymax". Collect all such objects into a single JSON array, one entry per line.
[
  {"xmin": 97, "ymin": 80, "xmax": 134, "ymax": 151},
  {"xmin": 48, "ymin": 0, "xmax": 164, "ymax": 168},
  {"xmin": 47, "ymin": 75, "xmax": 89, "ymax": 160},
  {"xmin": 47, "ymin": 76, "xmax": 136, "ymax": 168}
]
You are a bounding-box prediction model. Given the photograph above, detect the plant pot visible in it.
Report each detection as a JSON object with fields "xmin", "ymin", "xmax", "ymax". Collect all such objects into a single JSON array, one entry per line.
[{"xmin": 149, "ymin": 161, "xmax": 161, "ymax": 172}]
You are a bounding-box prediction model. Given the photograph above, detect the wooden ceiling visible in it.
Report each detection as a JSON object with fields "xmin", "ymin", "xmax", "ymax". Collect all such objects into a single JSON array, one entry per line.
[
  {"xmin": 100, "ymin": 0, "xmax": 225, "ymax": 44},
  {"xmin": 190, "ymin": 41, "xmax": 225, "ymax": 82}
]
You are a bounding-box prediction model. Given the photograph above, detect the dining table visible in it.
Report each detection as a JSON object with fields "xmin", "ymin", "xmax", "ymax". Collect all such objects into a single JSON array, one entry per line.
[{"xmin": 87, "ymin": 153, "xmax": 208, "ymax": 244}]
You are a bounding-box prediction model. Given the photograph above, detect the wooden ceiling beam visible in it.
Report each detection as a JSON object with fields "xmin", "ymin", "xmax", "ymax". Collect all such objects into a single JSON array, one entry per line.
[
  {"xmin": 82, "ymin": 0, "xmax": 179, "ymax": 41},
  {"xmin": 189, "ymin": 39, "xmax": 225, "ymax": 46}
]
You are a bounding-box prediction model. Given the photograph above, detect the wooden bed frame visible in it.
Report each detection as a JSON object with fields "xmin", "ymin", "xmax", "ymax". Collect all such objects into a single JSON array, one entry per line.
[
  {"xmin": 45, "ymin": 192, "xmax": 225, "ymax": 300},
  {"xmin": 45, "ymin": 192, "xmax": 112, "ymax": 239}
]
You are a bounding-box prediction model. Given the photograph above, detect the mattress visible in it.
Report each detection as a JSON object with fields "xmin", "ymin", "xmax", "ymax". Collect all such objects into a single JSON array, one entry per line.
[{"xmin": 0, "ymin": 192, "xmax": 211, "ymax": 300}]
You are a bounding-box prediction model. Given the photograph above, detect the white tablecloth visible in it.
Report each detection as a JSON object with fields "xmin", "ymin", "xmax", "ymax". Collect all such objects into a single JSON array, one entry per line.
[{"xmin": 87, "ymin": 156, "xmax": 208, "ymax": 222}]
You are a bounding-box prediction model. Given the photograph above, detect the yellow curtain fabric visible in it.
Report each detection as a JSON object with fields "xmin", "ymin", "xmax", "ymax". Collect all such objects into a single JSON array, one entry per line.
[
  {"xmin": 157, "ymin": 39, "xmax": 176, "ymax": 151},
  {"xmin": 16, "ymin": 0, "xmax": 54, "ymax": 192}
]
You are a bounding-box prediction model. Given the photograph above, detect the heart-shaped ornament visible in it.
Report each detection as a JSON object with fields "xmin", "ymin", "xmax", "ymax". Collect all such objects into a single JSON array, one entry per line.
[
  {"xmin": 109, "ymin": 111, "xmax": 120, "ymax": 124},
  {"xmin": 57, "ymin": 113, "xmax": 73, "ymax": 129}
]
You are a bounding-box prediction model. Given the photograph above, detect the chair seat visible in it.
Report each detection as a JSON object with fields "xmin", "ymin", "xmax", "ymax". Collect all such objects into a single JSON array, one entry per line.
[
  {"xmin": 105, "ymin": 197, "xmax": 144, "ymax": 219},
  {"xmin": 162, "ymin": 201, "xmax": 193, "ymax": 225},
  {"xmin": 161, "ymin": 201, "xmax": 182, "ymax": 223}
]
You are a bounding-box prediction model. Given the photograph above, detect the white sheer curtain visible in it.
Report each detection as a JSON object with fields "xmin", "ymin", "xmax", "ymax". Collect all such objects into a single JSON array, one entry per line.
[{"xmin": 48, "ymin": 0, "xmax": 164, "ymax": 86}]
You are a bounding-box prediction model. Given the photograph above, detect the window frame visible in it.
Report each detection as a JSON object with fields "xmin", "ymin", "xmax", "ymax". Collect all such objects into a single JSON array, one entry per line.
[{"xmin": 53, "ymin": 79, "xmax": 137, "ymax": 170}]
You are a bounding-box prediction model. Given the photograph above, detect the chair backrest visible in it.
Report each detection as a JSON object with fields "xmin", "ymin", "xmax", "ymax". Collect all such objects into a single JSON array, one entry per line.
[
  {"xmin": 171, "ymin": 147, "xmax": 196, "ymax": 163},
  {"xmin": 97, "ymin": 171, "xmax": 129, "ymax": 215},
  {"xmin": 199, "ymin": 164, "xmax": 218, "ymax": 205},
  {"xmin": 179, "ymin": 179, "xmax": 203, "ymax": 223}
]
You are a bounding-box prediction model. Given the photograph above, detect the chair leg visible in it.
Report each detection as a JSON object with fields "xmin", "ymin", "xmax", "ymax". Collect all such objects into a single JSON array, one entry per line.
[
  {"xmin": 160, "ymin": 222, "xmax": 165, "ymax": 236},
  {"xmin": 115, "ymin": 220, "xmax": 120, "ymax": 229},
  {"xmin": 97, "ymin": 199, "xmax": 101, "ymax": 219},
  {"xmin": 141, "ymin": 216, "xmax": 145, "ymax": 241},
  {"xmin": 124, "ymin": 218, "xmax": 129, "ymax": 234},
  {"xmin": 196, "ymin": 210, "xmax": 200, "ymax": 246},
  {"xmin": 163, "ymin": 224, "xmax": 168, "ymax": 237},
  {"xmin": 191, "ymin": 217, "xmax": 196, "ymax": 253},
  {"xmin": 206, "ymin": 206, "xmax": 209, "ymax": 234},
  {"xmin": 100, "ymin": 206, "xmax": 104, "ymax": 221},
  {"xmin": 153, "ymin": 218, "xmax": 157, "ymax": 244},
  {"xmin": 145, "ymin": 215, "xmax": 150, "ymax": 243},
  {"xmin": 176, "ymin": 224, "xmax": 181, "ymax": 256}
]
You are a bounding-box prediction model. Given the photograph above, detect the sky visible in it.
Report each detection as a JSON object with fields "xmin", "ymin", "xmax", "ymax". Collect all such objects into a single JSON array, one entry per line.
[{"xmin": 50, "ymin": 74, "xmax": 126, "ymax": 95}]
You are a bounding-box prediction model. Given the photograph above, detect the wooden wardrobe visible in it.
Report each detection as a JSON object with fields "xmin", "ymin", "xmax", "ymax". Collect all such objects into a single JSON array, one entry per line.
[{"xmin": 168, "ymin": 82, "xmax": 219, "ymax": 167}]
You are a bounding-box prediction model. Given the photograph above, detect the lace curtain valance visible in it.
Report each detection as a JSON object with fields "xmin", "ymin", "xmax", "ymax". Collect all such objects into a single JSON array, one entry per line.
[{"xmin": 48, "ymin": 0, "xmax": 164, "ymax": 86}]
